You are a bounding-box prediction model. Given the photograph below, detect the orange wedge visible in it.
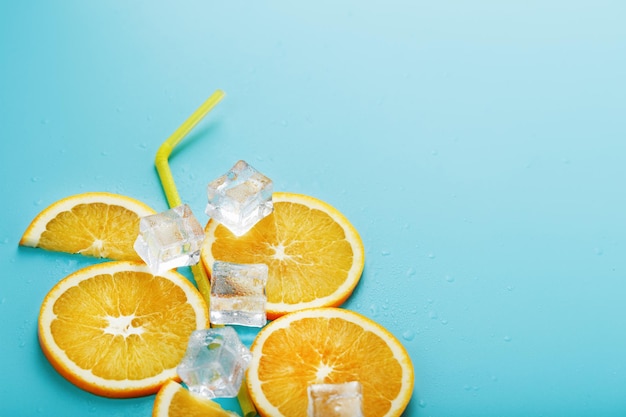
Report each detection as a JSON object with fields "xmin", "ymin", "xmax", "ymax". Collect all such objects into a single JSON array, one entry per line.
[
  {"xmin": 152, "ymin": 380, "xmax": 239, "ymax": 417},
  {"xmin": 246, "ymin": 307, "xmax": 414, "ymax": 417},
  {"xmin": 201, "ymin": 192, "xmax": 365, "ymax": 319},
  {"xmin": 20, "ymin": 192, "xmax": 156, "ymax": 261},
  {"xmin": 38, "ymin": 261, "xmax": 209, "ymax": 398}
]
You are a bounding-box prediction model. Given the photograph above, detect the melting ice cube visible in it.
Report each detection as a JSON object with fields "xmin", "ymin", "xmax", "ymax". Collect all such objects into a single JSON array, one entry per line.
[
  {"xmin": 177, "ymin": 327, "xmax": 252, "ymax": 399},
  {"xmin": 307, "ymin": 382, "xmax": 364, "ymax": 417},
  {"xmin": 205, "ymin": 160, "xmax": 273, "ymax": 236},
  {"xmin": 210, "ymin": 261, "xmax": 268, "ymax": 327},
  {"xmin": 133, "ymin": 204, "xmax": 205, "ymax": 274}
]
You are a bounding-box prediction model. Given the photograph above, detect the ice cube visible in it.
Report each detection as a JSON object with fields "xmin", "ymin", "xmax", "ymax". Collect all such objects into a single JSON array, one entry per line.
[
  {"xmin": 205, "ymin": 160, "xmax": 273, "ymax": 236},
  {"xmin": 133, "ymin": 204, "xmax": 205, "ymax": 274},
  {"xmin": 177, "ymin": 327, "xmax": 252, "ymax": 399},
  {"xmin": 307, "ymin": 382, "xmax": 364, "ymax": 417},
  {"xmin": 210, "ymin": 261, "xmax": 268, "ymax": 327}
]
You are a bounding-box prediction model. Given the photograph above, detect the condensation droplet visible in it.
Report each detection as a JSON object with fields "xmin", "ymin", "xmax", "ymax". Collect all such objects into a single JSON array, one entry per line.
[
  {"xmin": 406, "ymin": 267, "xmax": 416, "ymax": 277},
  {"xmin": 381, "ymin": 250, "xmax": 391, "ymax": 256},
  {"xmin": 402, "ymin": 330, "xmax": 416, "ymax": 341},
  {"xmin": 427, "ymin": 253, "xmax": 436, "ymax": 259},
  {"xmin": 369, "ymin": 304, "xmax": 379, "ymax": 317},
  {"xmin": 441, "ymin": 319, "xmax": 448, "ymax": 325},
  {"xmin": 445, "ymin": 275, "xmax": 455, "ymax": 283},
  {"xmin": 418, "ymin": 399, "xmax": 427, "ymax": 408},
  {"xmin": 504, "ymin": 336, "xmax": 512, "ymax": 342},
  {"xmin": 428, "ymin": 310, "xmax": 438, "ymax": 320}
]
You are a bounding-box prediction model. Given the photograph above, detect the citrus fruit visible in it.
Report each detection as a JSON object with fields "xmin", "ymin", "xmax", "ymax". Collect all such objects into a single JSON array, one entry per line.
[
  {"xmin": 246, "ymin": 307, "xmax": 414, "ymax": 417},
  {"xmin": 152, "ymin": 380, "xmax": 239, "ymax": 417},
  {"xmin": 38, "ymin": 261, "xmax": 209, "ymax": 398},
  {"xmin": 20, "ymin": 192, "xmax": 156, "ymax": 261},
  {"xmin": 201, "ymin": 192, "xmax": 365, "ymax": 319}
]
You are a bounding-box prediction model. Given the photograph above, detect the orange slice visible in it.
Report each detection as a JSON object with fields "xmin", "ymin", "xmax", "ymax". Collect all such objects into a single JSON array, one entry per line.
[
  {"xmin": 38, "ymin": 261, "xmax": 209, "ymax": 398},
  {"xmin": 152, "ymin": 380, "xmax": 239, "ymax": 417},
  {"xmin": 201, "ymin": 192, "xmax": 365, "ymax": 319},
  {"xmin": 246, "ymin": 307, "xmax": 414, "ymax": 417},
  {"xmin": 20, "ymin": 192, "xmax": 156, "ymax": 261}
]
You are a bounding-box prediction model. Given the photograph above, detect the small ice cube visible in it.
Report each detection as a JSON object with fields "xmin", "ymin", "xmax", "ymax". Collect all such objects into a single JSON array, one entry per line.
[
  {"xmin": 307, "ymin": 382, "xmax": 364, "ymax": 417},
  {"xmin": 177, "ymin": 327, "xmax": 252, "ymax": 399},
  {"xmin": 205, "ymin": 160, "xmax": 273, "ymax": 236},
  {"xmin": 133, "ymin": 204, "xmax": 205, "ymax": 274},
  {"xmin": 210, "ymin": 261, "xmax": 268, "ymax": 327}
]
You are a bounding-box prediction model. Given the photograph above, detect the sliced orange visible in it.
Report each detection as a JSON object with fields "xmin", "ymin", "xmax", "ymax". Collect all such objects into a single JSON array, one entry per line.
[
  {"xmin": 38, "ymin": 261, "xmax": 209, "ymax": 398},
  {"xmin": 246, "ymin": 307, "xmax": 414, "ymax": 417},
  {"xmin": 201, "ymin": 192, "xmax": 365, "ymax": 319},
  {"xmin": 20, "ymin": 192, "xmax": 156, "ymax": 261},
  {"xmin": 152, "ymin": 380, "xmax": 239, "ymax": 417}
]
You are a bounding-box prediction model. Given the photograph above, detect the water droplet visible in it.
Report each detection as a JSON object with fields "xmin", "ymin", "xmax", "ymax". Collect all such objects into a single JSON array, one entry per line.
[
  {"xmin": 431, "ymin": 150, "xmax": 438, "ymax": 156},
  {"xmin": 402, "ymin": 330, "xmax": 416, "ymax": 341},
  {"xmin": 428, "ymin": 310, "xmax": 438, "ymax": 320},
  {"xmin": 506, "ymin": 285, "xmax": 515, "ymax": 291},
  {"xmin": 406, "ymin": 267, "xmax": 416, "ymax": 277},
  {"xmin": 595, "ymin": 248, "xmax": 604, "ymax": 256},
  {"xmin": 280, "ymin": 120, "xmax": 288, "ymax": 127},
  {"xmin": 504, "ymin": 336, "xmax": 512, "ymax": 342},
  {"xmin": 369, "ymin": 304, "xmax": 379, "ymax": 317},
  {"xmin": 40, "ymin": 118, "xmax": 50, "ymax": 125},
  {"xmin": 427, "ymin": 252, "xmax": 436, "ymax": 259},
  {"xmin": 418, "ymin": 399, "xmax": 427, "ymax": 408},
  {"xmin": 381, "ymin": 250, "xmax": 391, "ymax": 256},
  {"xmin": 441, "ymin": 319, "xmax": 448, "ymax": 325},
  {"xmin": 445, "ymin": 275, "xmax": 455, "ymax": 283},
  {"xmin": 31, "ymin": 176, "xmax": 40, "ymax": 182}
]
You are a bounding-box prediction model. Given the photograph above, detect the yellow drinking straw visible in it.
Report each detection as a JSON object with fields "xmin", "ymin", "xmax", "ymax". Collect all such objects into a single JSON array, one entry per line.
[
  {"xmin": 154, "ymin": 89, "xmax": 225, "ymax": 302},
  {"xmin": 154, "ymin": 89, "xmax": 257, "ymax": 417}
]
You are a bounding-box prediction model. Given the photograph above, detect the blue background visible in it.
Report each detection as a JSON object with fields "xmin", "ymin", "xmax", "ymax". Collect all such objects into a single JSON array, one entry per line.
[{"xmin": 1, "ymin": 1, "xmax": 625, "ymax": 416}]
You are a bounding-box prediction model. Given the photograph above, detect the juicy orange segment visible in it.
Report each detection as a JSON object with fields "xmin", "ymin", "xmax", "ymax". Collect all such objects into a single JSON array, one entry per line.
[
  {"xmin": 152, "ymin": 380, "xmax": 239, "ymax": 417},
  {"xmin": 20, "ymin": 192, "xmax": 156, "ymax": 261},
  {"xmin": 201, "ymin": 192, "xmax": 365, "ymax": 319},
  {"xmin": 246, "ymin": 308, "xmax": 414, "ymax": 417},
  {"xmin": 38, "ymin": 261, "xmax": 209, "ymax": 398}
]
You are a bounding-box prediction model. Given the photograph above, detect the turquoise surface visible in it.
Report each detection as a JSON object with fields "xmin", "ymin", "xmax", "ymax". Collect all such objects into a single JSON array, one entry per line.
[{"xmin": 1, "ymin": 1, "xmax": 625, "ymax": 416}]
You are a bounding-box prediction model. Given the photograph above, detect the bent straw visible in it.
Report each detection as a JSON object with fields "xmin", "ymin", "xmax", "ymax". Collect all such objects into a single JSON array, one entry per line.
[
  {"xmin": 155, "ymin": 89, "xmax": 225, "ymax": 209},
  {"xmin": 154, "ymin": 90, "xmax": 258, "ymax": 417},
  {"xmin": 154, "ymin": 89, "xmax": 225, "ymax": 304}
]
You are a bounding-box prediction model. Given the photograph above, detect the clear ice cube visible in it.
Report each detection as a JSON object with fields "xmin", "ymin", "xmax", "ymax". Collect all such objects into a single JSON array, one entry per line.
[
  {"xmin": 133, "ymin": 204, "xmax": 205, "ymax": 274},
  {"xmin": 307, "ymin": 382, "xmax": 364, "ymax": 417},
  {"xmin": 210, "ymin": 261, "xmax": 268, "ymax": 327},
  {"xmin": 205, "ymin": 160, "xmax": 273, "ymax": 236},
  {"xmin": 177, "ymin": 327, "xmax": 252, "ymax": 399}
]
